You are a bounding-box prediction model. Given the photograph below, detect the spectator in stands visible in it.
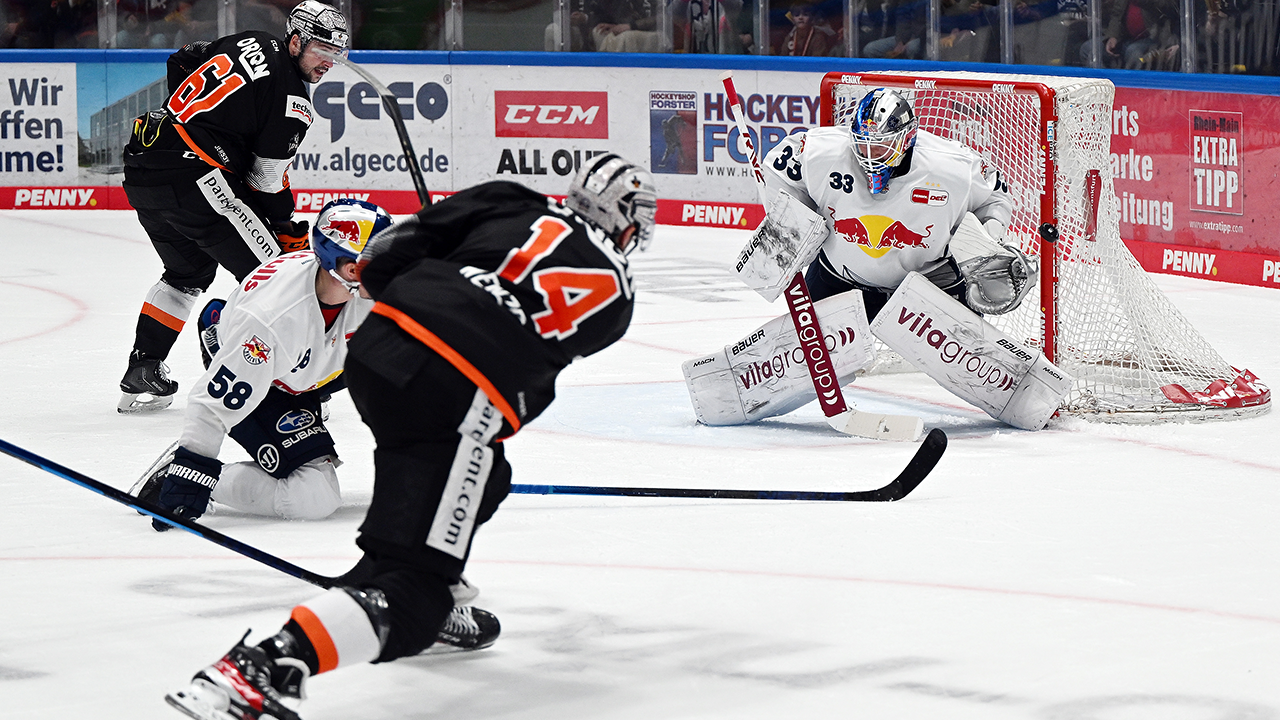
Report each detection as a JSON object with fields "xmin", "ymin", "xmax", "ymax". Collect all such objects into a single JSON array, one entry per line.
[
  {"xmin": 587, "ymin": 0, "xmax": 659, "ymax": 51},
  {"xmin": 1103, "ymin": 0, "xmax": 1181, "ymax": 69},
  {"xmin": 779, "ymin": 1, "xmax": 833, "ymax": 56},
  {"xmin": 862, "ymin": 0, "xmax": 925, "ymax": 58}
]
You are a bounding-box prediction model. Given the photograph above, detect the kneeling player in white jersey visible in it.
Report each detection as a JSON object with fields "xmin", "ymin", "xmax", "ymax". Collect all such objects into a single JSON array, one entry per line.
[
  {"xmin": 687, "ymin": 88, "xmax": 1069, "ymax": 432},
  {"xmin": 132, "ymin": 199, "xmax": 388, "ymax": 529}
]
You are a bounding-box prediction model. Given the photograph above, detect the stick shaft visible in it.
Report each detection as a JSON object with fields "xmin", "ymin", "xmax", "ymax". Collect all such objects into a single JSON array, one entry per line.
[
  {"xmin": 720, "ymin": 71, "xmax": 848, "ymax": 418},
  {"xmin": 0, "ymin": 437, "xmax": 338, "ymax": 589}
]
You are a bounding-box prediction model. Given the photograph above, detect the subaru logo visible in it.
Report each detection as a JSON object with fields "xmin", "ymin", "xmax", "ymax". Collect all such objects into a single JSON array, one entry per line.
[{"xmin": 277, "ymin": 409, "xmax": 316, "ymax": 433}]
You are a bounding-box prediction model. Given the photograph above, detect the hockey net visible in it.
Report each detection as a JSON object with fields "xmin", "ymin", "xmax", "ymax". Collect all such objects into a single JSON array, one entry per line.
[{"xmin": 821, "ymin": 70, "xmax": 1269, "ymax": 422}]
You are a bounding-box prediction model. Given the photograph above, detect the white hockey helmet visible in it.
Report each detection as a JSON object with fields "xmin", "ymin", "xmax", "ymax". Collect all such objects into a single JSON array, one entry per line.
[
  {"xmin": 312, "ymin": 198, "xmax": 393, "ymax": 291},
  {"xmin": 286, "ymin": 1, "xmax": 350, "ymax": 56},
  {"xmin": 850, "ymin": 88, "xmax": 918, "ymax": 194},
  {"xmin": 565, "ymin": 153, "xmax": 658, "ymax": 254}
]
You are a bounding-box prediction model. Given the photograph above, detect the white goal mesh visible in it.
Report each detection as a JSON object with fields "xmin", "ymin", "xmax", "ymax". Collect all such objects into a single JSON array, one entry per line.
[{"xmin": 822, "ymin": 70, "xmax": 1269, "ymax": 422}]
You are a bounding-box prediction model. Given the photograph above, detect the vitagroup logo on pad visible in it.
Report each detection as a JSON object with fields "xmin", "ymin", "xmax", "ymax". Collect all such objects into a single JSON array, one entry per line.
[{"xmin": 494, "ymin": 91, "xmax": 609, "ymax": 139}]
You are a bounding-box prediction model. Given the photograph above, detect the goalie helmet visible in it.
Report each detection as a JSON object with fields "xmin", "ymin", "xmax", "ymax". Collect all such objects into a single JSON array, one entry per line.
[
  {"xmin": 312, "ymin": 199, "xmax": 393, "ymax": 289},
  {"xmin": 566, "ymin": 153, "xmax": 658, "ymax": 255},
  {"xmin": 849, "ymin": 88, "xmax": 918, "ymax": 195},
  {"xmin": 286, "ymin": 1, "xmax": 350, "ymax": 56}
]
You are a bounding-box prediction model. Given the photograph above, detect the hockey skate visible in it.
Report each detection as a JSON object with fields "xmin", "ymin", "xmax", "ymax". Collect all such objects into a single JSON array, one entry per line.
[
  {"xmin": 433, "ymin": 606, "xmax": 500, "ymax": 651},
  {"xmin": 118, "ymin": 350, "xmax": 178, "ymax": 413},
  {"xmin": 166, "ymin": 635, "xmax": 305, "ymax": 720},
  {"xmin": 197, "ymin": 299, "xmax": 225, "ymax": 370}
]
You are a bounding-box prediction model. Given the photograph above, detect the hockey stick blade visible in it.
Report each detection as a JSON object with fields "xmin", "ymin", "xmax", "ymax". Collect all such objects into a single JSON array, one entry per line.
[
  {"xmin": 512, "ymin": 428, "xmax": 946, "ymax": 502},
  {"xmin": 0, "ymin": 437, "xmax": 341, "ymax": 589},
  {"xmin": 319, "ymin": 51, "xmax": 430, "ymax": 208}
]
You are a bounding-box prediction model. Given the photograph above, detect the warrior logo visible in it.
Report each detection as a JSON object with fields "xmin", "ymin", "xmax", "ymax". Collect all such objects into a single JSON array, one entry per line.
[
  {"xmin": 242, "ymin": 335, "xmax": 272, "ymax": 365},
  {"xmin": 829, "ymin": 211, "xmax": 934, "ymax": 258}
]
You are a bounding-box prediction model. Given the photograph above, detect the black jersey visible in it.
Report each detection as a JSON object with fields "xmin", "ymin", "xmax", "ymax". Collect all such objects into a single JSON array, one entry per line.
[
  {"xmin": 354, "ymin": 181, "xmax": 636, "ymax": 434},
  {"xmin": 123, "ymin": 31, "xmax": 313, "ymax": 224}
]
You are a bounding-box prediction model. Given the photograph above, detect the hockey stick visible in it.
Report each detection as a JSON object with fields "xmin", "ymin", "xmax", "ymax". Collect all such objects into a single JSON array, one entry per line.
[
  {"xmin": 0, "ymin": 437, "xmax": 342, "ymax": 588},
  {"xmin": 513, "ymin": 427, "xmax": 946, "ymax": 502},
  {"xmin": 719, "ymin": 71, "xmax": 923, "ymax": 442},
  {"xmin": 320, "ymin": 51, "xmax": 430, "ymax": 208}
]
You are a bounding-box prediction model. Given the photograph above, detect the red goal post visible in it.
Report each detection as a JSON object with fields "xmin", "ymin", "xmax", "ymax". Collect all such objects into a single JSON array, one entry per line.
[{"xmin": 818, "ymin": 70, "xmax": 1269, "ymax": 422}]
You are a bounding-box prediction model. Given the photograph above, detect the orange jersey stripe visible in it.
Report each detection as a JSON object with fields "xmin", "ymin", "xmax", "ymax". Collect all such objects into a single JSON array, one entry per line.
[
  {"xmin": 140, "ymin": 302, "xmax": 185, "ymax": 332},
  {"xmin": 370, "ymin": 302, "xmax": 521, "ymax": 435},
  {"xmin": 289, "ymin": 605, "xmax": 340, "ymax": 674},
  {"xmin": 171, "ymin": 122, "xmax": 230, "ymax": 172}
]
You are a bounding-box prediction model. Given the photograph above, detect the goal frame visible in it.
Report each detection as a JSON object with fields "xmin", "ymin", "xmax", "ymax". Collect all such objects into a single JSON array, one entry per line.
[
  {"xmin": 817, "ymin": 70, "xmax": 1270, "ymax": 422},
  {"xmin": 820, "ymin": 71, "xmax": 1067, "ymax": 363}
]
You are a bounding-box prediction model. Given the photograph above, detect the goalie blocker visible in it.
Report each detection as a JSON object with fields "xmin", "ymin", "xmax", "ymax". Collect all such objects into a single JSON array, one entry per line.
[
  {"xmin": 872, "ymin": 272, "xmax": 1072, "ymax": 430},
  {"xmin": 734, "ymin": 189, "xmax": 829, "ymax": 302},
  {"xmin": 683, "ymin": 291, "xmax": 875, "ymax": 425}
]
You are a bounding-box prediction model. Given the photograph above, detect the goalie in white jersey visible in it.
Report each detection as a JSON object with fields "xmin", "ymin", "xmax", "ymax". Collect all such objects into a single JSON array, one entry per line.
[
  {"xmin": 132, "ymin": 199, "xmax": 389, "ymax": 529},
  {"xmin": 682, "ymin": 89, "xmax": 1072, "ymax": 435},
  {"xmin": 762, "ymin": 87, "xmax": 1027, "ymax": 319}
]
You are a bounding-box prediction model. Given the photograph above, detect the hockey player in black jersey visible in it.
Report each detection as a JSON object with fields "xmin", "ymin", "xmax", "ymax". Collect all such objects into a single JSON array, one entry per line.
[
  {"xmin": 162, "ymin": 155, "xmax": 658, "ymax": 720},
  {"xmin": 117, "ymin": 0, "xmax": 348, "ymax": 414}
]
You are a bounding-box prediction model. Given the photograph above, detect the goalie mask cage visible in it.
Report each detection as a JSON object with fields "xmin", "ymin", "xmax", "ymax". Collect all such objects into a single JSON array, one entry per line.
[{"xmin": 820, "ymin": 70, "xmax": 1270, "ymax": 422}]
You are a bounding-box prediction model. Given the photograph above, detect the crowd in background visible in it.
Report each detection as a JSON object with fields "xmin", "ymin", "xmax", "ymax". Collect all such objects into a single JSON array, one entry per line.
[{"xmin": 0, "ymin": 0, "xmax": 1275, "ymax": 74}]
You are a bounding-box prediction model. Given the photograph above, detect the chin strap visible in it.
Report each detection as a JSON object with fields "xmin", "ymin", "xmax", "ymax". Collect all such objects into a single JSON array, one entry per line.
[{"xmin": 329, "ymin": 268, "xmax": 360, "ymax": 295}]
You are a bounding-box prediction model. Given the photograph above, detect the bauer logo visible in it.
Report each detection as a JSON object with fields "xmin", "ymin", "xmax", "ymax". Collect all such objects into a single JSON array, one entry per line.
[
  {"xmin": 495, "ymin": 91, "xmax": 609, "ymax": 139},
  {"xmin": 650, "ymin": 91, "xmax": 697, "ymax": 174},
  {"xmin": 276, "ymin": 409, "xmax": 316, "ymax": 434}
]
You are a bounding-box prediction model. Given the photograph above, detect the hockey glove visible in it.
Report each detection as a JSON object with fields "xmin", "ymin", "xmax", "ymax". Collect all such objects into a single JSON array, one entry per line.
[
  {"xmin": 272, "ymin": 221, "xmax": 310, "ymax": 253},
  {"xmin": 958, "ymin": 245, "xmax": 1037, "ymax": 315},
  {"xmin": 151, "ymin": 447, "xmax": 222, "ymax": 532}
]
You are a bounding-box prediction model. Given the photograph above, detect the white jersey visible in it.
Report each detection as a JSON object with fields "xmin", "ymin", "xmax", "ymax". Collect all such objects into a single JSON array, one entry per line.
[
  {"xmin": 762, "ymin": 127, "xmax": 1013, "ymax": 290},
  {"xmin": 179, "ymin": 251, "xmax": 373, "ymax": 459}
]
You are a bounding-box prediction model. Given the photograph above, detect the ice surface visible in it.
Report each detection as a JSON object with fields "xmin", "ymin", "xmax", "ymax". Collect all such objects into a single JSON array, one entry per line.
[{"xmin": 2, "ymin": 210, "xmax": 1279, "ymax": 719}]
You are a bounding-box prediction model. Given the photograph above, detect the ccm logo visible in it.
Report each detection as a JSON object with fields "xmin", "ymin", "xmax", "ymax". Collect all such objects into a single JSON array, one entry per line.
[
  {"xmin": 495, "ymin": 90, "xmax": 609, "ymax": 139},
  {"xmin": 911, "ymin": 188, "xmax": 948, "ymax": 205}
]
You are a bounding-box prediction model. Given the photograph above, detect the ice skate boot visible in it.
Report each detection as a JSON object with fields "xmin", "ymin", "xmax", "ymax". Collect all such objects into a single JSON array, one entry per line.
[
  {"xmin": 118, "ymin": 350, "xmax": 178, "ymax": 413},
  {"xmin": 434, "ymin": 606, "xmax": 500, "ymax": 650},
  {"xmin": 166, "ymin": 634, "xmax": 306, "ymax": 720},
  {"xmin": 197, "ymin": 299, "xmax": 225, "ymax": 370}
]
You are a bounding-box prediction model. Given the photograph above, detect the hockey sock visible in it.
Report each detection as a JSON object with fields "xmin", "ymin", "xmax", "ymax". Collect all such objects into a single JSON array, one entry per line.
[
  {"xmin": 134, "ymin": 280, "xmax": 199, "ymax": 359},
  {"xmin": 286, "ymin": 587, "xmax": 385, "ymax": 674}
]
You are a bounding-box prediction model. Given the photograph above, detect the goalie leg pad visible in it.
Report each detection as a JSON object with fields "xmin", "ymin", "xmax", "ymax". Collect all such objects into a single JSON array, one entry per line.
[
  {"xmin": 871, "ymin": 272, "xmax": 1072, "ymax": 431},
  {"xmin": 683, "ymin": 291, "xmax": 876, "ymax": 425}
]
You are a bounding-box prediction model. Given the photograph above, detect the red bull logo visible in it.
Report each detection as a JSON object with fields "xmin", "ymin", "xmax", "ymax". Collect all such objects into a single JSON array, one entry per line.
[
  {"xmin": 318, "ymin": 206, "xmax": 376, "ymax": 253},
  {"xmin": 242, "ymin": 335, "xmax": 272, "ymax": 365},
  {"xmin": 829, "ymin": 212, "xmax": 934, "ymax": 258}
]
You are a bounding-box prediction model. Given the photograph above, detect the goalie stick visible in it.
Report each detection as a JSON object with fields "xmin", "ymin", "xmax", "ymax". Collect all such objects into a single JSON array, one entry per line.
[
  {"xmin": 320, "ymin": 51, "xmax": 430, "ymax": 208},
  {"xmin": 719, "ymin": 71, "xmax": 923, "ymax": 442},
  {"xmin": 512, "ymin": 428, "xmax": 946, "ymax": 501}
]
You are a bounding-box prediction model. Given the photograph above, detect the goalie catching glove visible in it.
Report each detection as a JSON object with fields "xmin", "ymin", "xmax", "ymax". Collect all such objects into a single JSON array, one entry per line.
[
  {"xmin": 136, "ymin": 446, "xmax": 222, "ymax": 532},
  {"xmin": 949, "ymin": 213, "xmax": 1036, "ymax": 316}
]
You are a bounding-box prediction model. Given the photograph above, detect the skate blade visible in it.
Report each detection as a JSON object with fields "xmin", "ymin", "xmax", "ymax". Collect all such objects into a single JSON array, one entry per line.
[
  {"xmin": 165, "ymin": 681, "xmax": 238, "ymax": 720},
  {"xmin": 118, "ymin": 391, "xmax": 174, "ymax": 414}
]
